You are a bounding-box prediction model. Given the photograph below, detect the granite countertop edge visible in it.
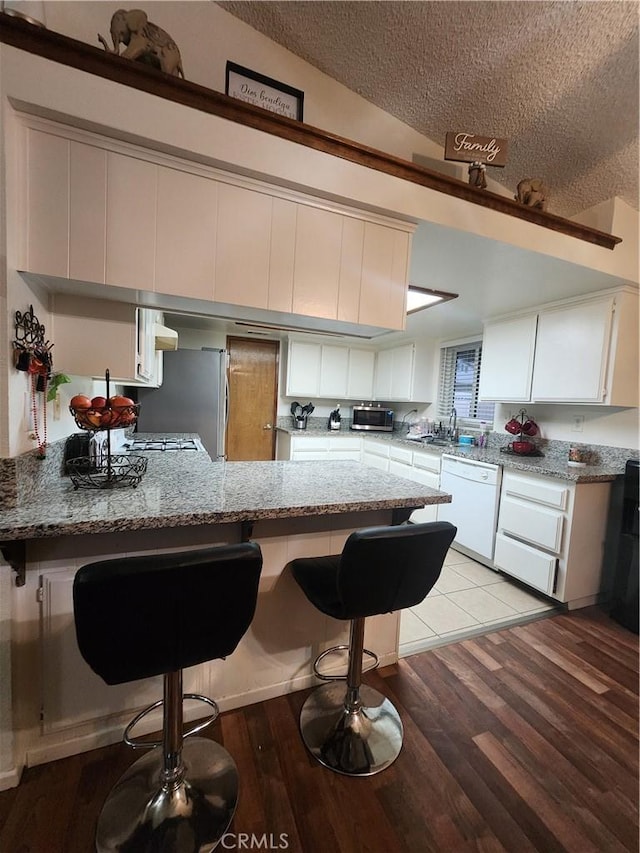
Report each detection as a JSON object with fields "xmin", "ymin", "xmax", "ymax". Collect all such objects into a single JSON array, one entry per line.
[
  {"xmin": 0, "ymin": 496, "xmax": 451, "ymax": 541},
  {"xmin": 0, "ymin": 456, "xmax": 450, "ymax": 542}
]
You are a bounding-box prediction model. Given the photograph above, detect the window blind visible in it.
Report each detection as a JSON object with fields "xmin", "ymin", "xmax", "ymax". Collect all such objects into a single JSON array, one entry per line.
[{"xmin": 437, "ymin": 341, "xmax": 495, "ymax": 424}]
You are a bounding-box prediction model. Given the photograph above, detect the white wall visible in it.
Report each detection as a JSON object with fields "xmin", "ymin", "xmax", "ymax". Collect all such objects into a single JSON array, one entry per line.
[
  {"xmin": 42, "ymin": 1, "xmax": 446, "ymax": 169},
  {"xmin": 494, "ymin": 402, "xmax": 638, "ymax": 450}
]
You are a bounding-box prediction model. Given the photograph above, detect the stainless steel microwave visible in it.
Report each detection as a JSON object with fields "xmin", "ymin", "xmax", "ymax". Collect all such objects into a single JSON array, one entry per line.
[{"xmin": 351, "ymin": 405, "xmax": 394, "ymax": 432}]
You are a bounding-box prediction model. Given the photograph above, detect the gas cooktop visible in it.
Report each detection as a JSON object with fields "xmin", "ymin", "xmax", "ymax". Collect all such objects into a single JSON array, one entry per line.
[{"xmin": 127, "ymin": 438, "xmax": 202, "ymax": 452}]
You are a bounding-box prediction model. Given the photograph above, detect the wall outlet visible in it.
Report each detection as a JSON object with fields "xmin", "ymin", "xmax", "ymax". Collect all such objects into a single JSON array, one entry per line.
[{"xmin": 572, "ymin": 415, "xmax": 585, "ymax": 432}]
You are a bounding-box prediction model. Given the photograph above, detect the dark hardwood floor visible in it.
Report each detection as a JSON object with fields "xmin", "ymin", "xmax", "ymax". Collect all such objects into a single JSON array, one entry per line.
[{"xmin": 0, "ymin": 607, "xmax": 637, "ymax": 852}]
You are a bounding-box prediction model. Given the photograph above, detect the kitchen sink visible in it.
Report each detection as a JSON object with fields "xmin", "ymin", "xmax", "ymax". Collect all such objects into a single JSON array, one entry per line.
[{"xmin": 423, "ymin": 438, "xmax": 453, "ymax": 447}]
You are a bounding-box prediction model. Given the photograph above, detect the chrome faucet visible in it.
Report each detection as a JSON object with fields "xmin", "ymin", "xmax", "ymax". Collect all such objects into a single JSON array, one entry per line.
[{"xmin": 448, "ymin": 407, "xmax": 457, "ymax": 441}]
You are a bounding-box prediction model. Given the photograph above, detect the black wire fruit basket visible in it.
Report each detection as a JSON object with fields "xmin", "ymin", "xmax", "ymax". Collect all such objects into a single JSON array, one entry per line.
[
  {"xmin": 66, "ymin": 453, "xmax": 148, "ymax": 489},
  {"xmin": 67, "ymin": 369, "xmax": 147, "ymax": 490}
]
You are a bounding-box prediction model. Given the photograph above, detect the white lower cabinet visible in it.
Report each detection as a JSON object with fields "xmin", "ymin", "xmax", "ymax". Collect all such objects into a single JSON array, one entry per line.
[
  {"xmin": 493, "ymin": 534, "xmax": 557, "ymax": 595},
  {"xmin": 363, "ymin": 441, "xmax": 441, "ymax": 522},
  {"xmin": 40, "ymin": 569, "xmax": 162, "ymax": 732},
  {"xmin": 290, "ymin": 436, "xmax": 330, "ymax": 460},
  {"xmin": 327, "ymin": 436, "xmax": 362, "ymax": 461},
  {"xmin": 408, "ymin": 449, "xmax": 441, "ymax": 523},
  {"xmin": 498, "ymin": 497, "xmax": 564, "ymax": 554},
  {"xmin": 362, "ymin": 438, "xmax": 390, "ymax": 471},
  {"xmin": 282, "ymin": 434, "xmax": 362, "ymax": 461},
  {"xmin": 494, "ymin": 470, "xmax": 612, "ymax": 607}
]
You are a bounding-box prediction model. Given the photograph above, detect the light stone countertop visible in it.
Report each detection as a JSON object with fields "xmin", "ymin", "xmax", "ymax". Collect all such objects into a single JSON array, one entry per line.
[
  {"xmin": 0, "ymin": 454, "xmax": 450, "ymax": 542},
  {"xmin": 276, "ymin": 424, "xmax": 634, "ymax": 483}
]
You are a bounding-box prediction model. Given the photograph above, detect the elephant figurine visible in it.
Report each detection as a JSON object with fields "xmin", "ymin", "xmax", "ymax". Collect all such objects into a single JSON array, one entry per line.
[
  {"xmin": 515, "ymin": 178, "xmax": 549, "ymax": 211},
  {"xmin": 98, "ymin": 9, "xmax": 184, "ymax": 78}
]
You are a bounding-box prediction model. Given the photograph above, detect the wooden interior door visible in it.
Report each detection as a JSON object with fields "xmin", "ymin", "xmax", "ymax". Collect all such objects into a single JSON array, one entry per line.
[{"xmin": 226, "ymin": 336, "xmax": 279, "ymax": 461}]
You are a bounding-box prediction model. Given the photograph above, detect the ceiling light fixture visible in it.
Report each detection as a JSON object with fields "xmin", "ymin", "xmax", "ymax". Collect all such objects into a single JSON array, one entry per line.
[{"xmin": 406, "ymin": 285, "xmax": 458, "ymax": 314}]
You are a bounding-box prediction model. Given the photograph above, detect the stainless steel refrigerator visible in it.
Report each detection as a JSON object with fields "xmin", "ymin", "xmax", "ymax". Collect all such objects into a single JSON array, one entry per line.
[{"xmin": 135, "ymin": 348, "xmax": 227, "ymax": 459}]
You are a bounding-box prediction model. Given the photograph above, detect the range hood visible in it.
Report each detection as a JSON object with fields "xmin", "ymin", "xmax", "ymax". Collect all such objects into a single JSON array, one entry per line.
[{"xmin": 153, "ymin": 322, "xmax": 179, "ymax": 351}]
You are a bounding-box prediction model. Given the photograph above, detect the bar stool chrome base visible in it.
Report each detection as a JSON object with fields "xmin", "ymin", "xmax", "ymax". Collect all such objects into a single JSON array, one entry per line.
[
  {"xmin": 299, "ymin": 682, "xmax": 403, "ymax": 776},
  {"xmin": 96, "ymin": 737, "xmax": 238, "ymax": 853}
]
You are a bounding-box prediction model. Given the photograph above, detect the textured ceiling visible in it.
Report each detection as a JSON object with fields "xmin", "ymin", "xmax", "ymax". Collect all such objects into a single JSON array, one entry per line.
[{"xmin": 219, "ymin": 0, "xmax": 639, "ymax": 218}]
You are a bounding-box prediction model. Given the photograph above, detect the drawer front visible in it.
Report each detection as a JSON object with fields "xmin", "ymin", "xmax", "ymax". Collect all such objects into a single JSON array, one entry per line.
[
  {"xmin": 290, "ymin": 436, "xmax": 329, "ymax": 452},
  {"xmin": 406, "ymin": 468, "xmax": 439, "ymax": 490},
  {"xmin": 362, "ymin": 452, "xmax": 389, "ymax": 471},
  {"xmin": 291, "ymin": 450, "xmax": 328, "ymax": 461},
  {"xmin": 411, "ymin": 450, "xmax": 441, "ymax": 474},
  {"xmin": 502, "ymin": 471, "xmax": 569, "ymax": 510},
  {"xmin": 494, "ymin": 534, "xmax": 556, "ymax": 595},
  {"xmin": 328, "ymin": 450, "xmax": 362, "ymax": 461},
  {"xmin": 389, "ymin": 445, "xmax": 413, "ymax": 465},
  {"xmin": 388, "ymin": 459, "xmax": 413, "ymax": 478},
  {"xmin": 363, "ymin": 439, "xmax": 390, "ymax": 458},
  {"xmin": 498, "ymin": 496, "xmax": 564, "ymax": 553},
  {"xmin": 327, "ymin": 436, "xmax": 361, "ymax": 451}
]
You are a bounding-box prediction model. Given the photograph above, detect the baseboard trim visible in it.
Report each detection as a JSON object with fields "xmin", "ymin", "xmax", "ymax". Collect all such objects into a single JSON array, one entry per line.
[
  {"xmin": 24, "ymin": 655, "xmax": 398, "ymax": 768},
  {"xmin": 0, "ymin": 765, "xmax": 22, "ymax": 791}
]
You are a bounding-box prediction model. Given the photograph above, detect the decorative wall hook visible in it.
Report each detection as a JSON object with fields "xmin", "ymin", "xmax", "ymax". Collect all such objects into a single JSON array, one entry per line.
[{"xmin": 13, "ymin": 305, "xmax": 52, "ymax": 456}]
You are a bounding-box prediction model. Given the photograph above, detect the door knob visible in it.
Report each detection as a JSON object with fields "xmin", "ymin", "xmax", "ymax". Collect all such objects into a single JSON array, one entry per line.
[{"xmin": 263, "ymin": 423, "xmax": 273, "ymax": 430}]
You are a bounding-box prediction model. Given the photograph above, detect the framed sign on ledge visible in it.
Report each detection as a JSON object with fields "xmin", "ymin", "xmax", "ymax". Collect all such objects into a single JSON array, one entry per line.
[{"xmin": 225, "ymin": 61, "xmax": 304, "ymax": 121}]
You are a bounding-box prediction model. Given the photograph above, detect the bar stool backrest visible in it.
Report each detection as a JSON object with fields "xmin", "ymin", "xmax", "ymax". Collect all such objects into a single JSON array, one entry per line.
[
  {"xmin": 73, "ymin": 542, "xmax": 263, "ymax": 685},
  {"xmin": 337, "ymin": 521, "xmax": 456, "ymax": 618}
]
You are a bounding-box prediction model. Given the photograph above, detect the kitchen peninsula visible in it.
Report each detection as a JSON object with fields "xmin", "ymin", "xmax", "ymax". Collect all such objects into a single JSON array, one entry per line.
[{"xmin": 0, "ymin": 441, "xmax": 450, "ymax": 785}]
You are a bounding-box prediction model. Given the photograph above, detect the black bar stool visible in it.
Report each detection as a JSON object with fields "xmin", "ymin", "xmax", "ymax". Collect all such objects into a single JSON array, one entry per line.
[
  {"xmin": 290, "ymin": 521, "xmax": 456, "ymax": 776},
  {"xmin": 73, "ymin": 542, "xmax": 263, "ymax": 853}
]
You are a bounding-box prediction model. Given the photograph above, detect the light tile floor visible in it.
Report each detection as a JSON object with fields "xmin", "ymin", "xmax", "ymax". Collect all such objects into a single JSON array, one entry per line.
[{"xmin": 399, "ymin": 547, "xmax": 561, "ymax": 656}]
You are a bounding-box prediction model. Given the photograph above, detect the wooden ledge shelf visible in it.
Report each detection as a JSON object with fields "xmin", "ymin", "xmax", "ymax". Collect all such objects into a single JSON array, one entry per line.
[{"xmin": 0, "ymin": 13, "xmax": 621, "ymax": 250}]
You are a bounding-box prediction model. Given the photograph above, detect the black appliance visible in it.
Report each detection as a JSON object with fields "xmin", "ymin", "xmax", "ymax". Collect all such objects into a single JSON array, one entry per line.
[
  {"xmin": 63, "ymin": 433, "xmax": 91, "ymax": 474},
  {"xmin": 608, "ymin": 459, "xmax": 639, "ymax": 633}
]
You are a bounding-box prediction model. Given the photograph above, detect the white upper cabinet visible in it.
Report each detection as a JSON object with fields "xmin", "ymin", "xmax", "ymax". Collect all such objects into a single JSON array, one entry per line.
[
  {"xmin": 51, "ymin": 297, "xmax": 162, "ymax": 386},
  {"xmin": 338, "ymin": 217, "xmax": 365, "ymax": 323},
  {"xmin": 25, "ymin": 128, "xmax": 70, "ymax": 277},
  {"xmin": 373, "ymin": 348, "xmax": 394, "ymax": 400},
  {"xmin": 359, "ymin": 224, "xmax": 409, "ymax": 330},
  {"xmin": 286, "ymin": 341, "xmax": 323, "ymax": 397},
  {"xmin": 285, "ymin": 339, "xmax": 375, "ymax": 399},
  {"xmin": 69, "ymin": 141, "xmax": 107, "ymax": 284},
  {"xmin": 346, "ymin": 349, "xmax": 375, "ymax": 399},
  {"xmin": 106, "ymin": 152, "xmax": 157, "ymax": 291},
  {"xmin": 215, "ymin": 183, "xmax": 272, "ymax": 309},
  {"xmin": 268, "ymin": 198, "xmax": 297, "ymax": 313},
  {"xmin": 373, "ymin": 342, "xmax": 432, "ymax": 402},
  {"xmin": 319, "ymin": 345, "xmax": 349, "ymax": 398},
  {"xmin": 479, "ymin": 314, "xmax": 538, "ymax": 402},
  {"xmin": 292, "ymin": 206, "xmax": 343, "ymax": 320},
  {"xmin": 531, "ymin": 297, "xmax": 612, "ymax": 402},
  {"xmin": 156, "ymin": 165, "xmax": 217, "ymax": 302},
  {"xmin": 19, "ymin": 117, "xmax": 414, "ymax": 333},
  {"xmin": 479, "ymin": 288, "xmax": 638, "ymax": 406}
]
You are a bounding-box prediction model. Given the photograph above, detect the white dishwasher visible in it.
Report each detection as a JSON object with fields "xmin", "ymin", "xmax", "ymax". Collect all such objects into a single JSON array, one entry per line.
[{"xmin": 438, "ymin": 455, "xmax": 502, "ymax": 566}]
